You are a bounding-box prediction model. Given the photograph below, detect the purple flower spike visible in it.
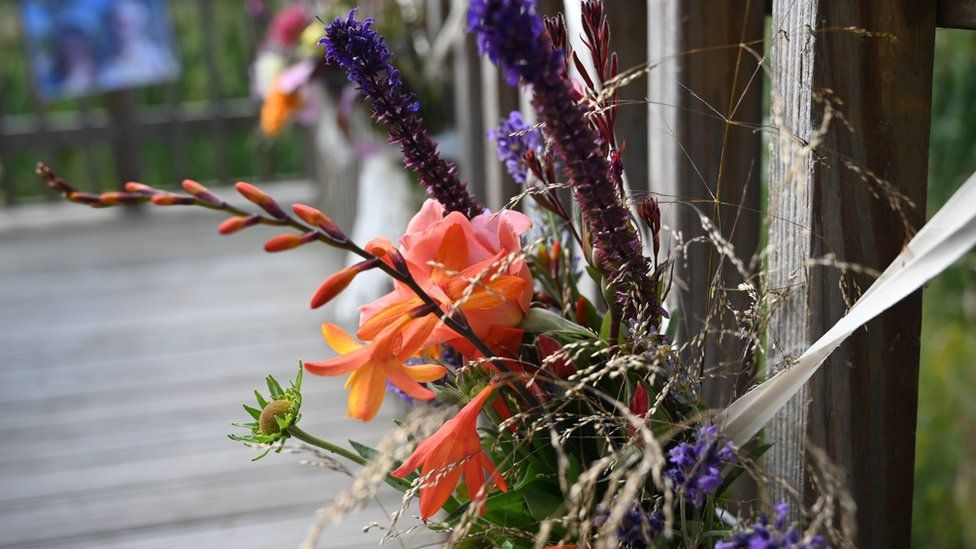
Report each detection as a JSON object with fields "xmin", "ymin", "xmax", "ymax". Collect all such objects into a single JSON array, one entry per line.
[
  {"xmin": 487, "ymin": 111, "xmax": 543, "ymax": 184},
  {"xmin": 666, "ymin": 424, "xmax": 737, "ymax": 506},
  {"xmin": 715, "ymin": 502, "xmax": 828, "ymax": 549},
  {"xmin": 468, "ymin": 0, "xmax": 653, "ymax": 320},
  {"xmin": 322, "ymin": 11, "xmax": 484, "ymax": 219}
]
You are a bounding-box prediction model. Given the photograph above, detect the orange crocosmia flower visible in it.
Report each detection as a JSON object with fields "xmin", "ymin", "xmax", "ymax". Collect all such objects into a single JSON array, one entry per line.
[
  {"xmin": 358, "ymin": 200, "xmax": 533, "ymax": 352},
  {"xmin": 304, "ymin": 319, "xmax": 446, "ymax": 422},
  {"xmin": 392, "ymin": 384, "xmax": 507, "ymax": 519},
  {"xmin": 260, "ymin": 81, "xmax": 302, "ymax": 137}
]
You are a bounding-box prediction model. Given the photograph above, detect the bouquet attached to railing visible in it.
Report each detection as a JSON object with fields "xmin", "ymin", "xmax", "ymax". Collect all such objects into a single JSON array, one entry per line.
[{"xmin": 36, "ymin": 1, "xmax": 976, "ymax": 547}]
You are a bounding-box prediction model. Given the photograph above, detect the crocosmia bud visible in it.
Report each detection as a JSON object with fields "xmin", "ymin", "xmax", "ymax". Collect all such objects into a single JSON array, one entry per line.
[
  {"xmin": 236, "ymin": 181, "xmax": 286, "ymax": 218},
  {"xmin": 629, "ymin": 383, "xmax": 649, "ymax": 416},
  {"xmin": 182, "ymin": 179, "xmax": 222, "ymax": 206},
  {"xmin": 151, "ymin": 193, "xmax": 195, "ymax": 206},
  {"xmin": 218, "ymin": 215, "xmax": 260, "ymax": 235},
  {"xmin": 291, "ymin": 203, "xmax": 345, "ymax": 241},
  {"xmin": 124, "ymin": 182, "xmax": 159, "ymax": 194},
  {"xmin": 264, "ymin": 231, "xmax": 316, "ymax": 253}
]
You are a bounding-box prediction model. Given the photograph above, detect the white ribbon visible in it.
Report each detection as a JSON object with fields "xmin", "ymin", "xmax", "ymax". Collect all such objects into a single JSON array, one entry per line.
[{"xmin": 719, "ymin": 170, "xmax": 976, "ymax": 447}]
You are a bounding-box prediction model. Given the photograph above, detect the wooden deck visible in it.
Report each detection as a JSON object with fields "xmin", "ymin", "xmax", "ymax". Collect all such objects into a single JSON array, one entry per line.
[{"xmin": 0, "ymin": 182, "xmax": 421, "ymax": 547}]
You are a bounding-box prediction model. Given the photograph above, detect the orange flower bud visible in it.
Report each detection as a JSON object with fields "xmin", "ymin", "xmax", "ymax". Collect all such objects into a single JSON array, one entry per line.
[
  {"xmin": 236, "ymin": 182, "xmax": 286, "ymax": 218},
  {"xmin": 218, "ymin": 215, "xmax": 259, "ymax": 235},
  {"xmin": 124, "ymin": 182, "xmax": 158, "ymax": 194},
  {"xmin": 536, "ymin": 243, "xmax": 550, "ymax": 271},
  {"xmin": 182, "ymin": 179, "xmax": 222, "ymax": 206},
  {"xmin": 99, "ymin": 191, "xmax": 143, "ymax": 206},
  {"xmin": 549, "ymin": 240, "xmax": 561, "ymax": 268},
  {"xmin": 291, "ymin": 203, "xmax": 328, "ymax": 226},
  {"xmin": 67, "ymin": 191, "xmax": 101, "ymax": 205},
  {"xmin": 291, "ymin": 203, "xmax": 345, "ymax": 241},
  {"xmin": 151, "ymin": 193, "xmax": 195, "ymax": 206},
  {"xmin": 310, "ymin": 268, "xmax": 357, "ymax": 309},
  {"xmin": 264, "ymin": 231, "xmax": 316, "ymax": 253}
]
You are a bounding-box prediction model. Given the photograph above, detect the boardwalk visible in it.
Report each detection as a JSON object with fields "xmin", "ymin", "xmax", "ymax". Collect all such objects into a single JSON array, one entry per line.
[{"xmin": 0, "ymin": 182, "xmax": 422, "ymax": 548}]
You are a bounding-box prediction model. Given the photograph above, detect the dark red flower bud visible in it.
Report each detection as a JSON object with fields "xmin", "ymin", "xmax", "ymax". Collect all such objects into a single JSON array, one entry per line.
[
  {"xmin": 575, "ymin": 296, "xmax": 589, "ymax": 326},
  {"xmin": 537, "ymin": 335, "xmax": 576, "ymax": 378},
  {"xmin": 629, "ymin": 383, "xmax": 650, "ymax": 416}
]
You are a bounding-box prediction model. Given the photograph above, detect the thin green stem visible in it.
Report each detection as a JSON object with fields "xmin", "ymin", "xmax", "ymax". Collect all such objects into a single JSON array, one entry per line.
[
  {"xmin": 286, "ymin": 426, "xmax": 367, "ymax": 466},
  {"xmin": 286, "ymin": 425, "xmax": 414, "ymax": 492}
]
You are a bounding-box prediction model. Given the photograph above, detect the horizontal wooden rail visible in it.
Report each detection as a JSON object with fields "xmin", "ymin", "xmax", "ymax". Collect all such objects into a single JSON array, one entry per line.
[
  {"xmin": 1, "ymin": 99, "xmax": 258, "ymax": 150},
  {"xmin": 938, "ymin": 0, "xmax": 976, "ymax": 28}
]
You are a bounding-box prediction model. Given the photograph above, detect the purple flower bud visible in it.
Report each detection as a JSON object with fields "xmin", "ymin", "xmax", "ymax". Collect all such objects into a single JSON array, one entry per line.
[
  {"xmin": 468, "ymin": 0, "xmax": 654, "ymax": 323},
  {"xmin": 665, "ymin": 423, "xmax": 737, "ymax": 506},
  {"xmin": 715, "ymin": 502, "xmax": 827, "ymax": 549},
  {"xmin": 322, "ymin": 11, "xmax": 483, "ymax": 219},
  {"xmin": 487, "ymin": 111, "xmax": 543, "ymax": 184}
]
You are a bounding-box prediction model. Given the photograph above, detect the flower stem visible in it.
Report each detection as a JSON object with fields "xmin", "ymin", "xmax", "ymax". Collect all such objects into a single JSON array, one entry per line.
[
  {"xmin": 286, "ymin": 425, "xmax": 414, "ymax": 492},
  {"xmin": 286, "ymin": 426, "xmax": 366, "ymax": 466}
]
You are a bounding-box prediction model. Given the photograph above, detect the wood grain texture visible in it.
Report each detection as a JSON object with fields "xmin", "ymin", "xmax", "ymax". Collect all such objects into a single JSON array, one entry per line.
[
  {"xmin": 646, "ymin": 0, "xmax": 764, "ymax": 408},
  {"xmin": 605, "ymin": 1, "xmax": 649, "ymax": 194},
  {"xmin": 938, "ymin": 0, "xmax": 976, "ymax": 29},
  {"xmin": 766, "ymin": 1, "xmax": 936, "ymax": 545},
  {"xmin": 0, "ymin": 182, "xmax": 431, "ymax": 547}
]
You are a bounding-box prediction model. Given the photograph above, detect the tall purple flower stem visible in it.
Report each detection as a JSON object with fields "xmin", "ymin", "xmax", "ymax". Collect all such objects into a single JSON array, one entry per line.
[
  {"xmin": 468, "ymin": 0, "xmax": 653, "ymax": 326},
  {"xmin": 321, "ymin": 11, "xmax": 483, "ymax": 219}
]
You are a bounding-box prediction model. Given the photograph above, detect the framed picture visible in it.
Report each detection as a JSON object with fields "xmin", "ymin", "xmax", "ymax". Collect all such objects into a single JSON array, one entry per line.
[{"xmin": 21, "ymin": 0, "xmax": 180, "ymax": 101}]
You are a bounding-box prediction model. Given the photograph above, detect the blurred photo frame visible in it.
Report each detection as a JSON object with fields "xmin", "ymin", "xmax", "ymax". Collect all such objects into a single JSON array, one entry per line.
[{"xmin": 21, "ymin": 0, "xmax": 180, "ymax": 101}]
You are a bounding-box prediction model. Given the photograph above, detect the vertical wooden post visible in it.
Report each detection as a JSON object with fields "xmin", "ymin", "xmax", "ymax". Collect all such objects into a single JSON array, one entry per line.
[
  {"xmin": 453, "ymin": 34, "xmax": 487, "ymax": 200},
  {"xmin": 604, "ymin": 1, "xmax": 649, "ymax": 193},
  {"xmin": 765, "ymin": 1, "xmax": 936, "ymax": 544},
  {"xmin": 480, "ymin": 57, "xmax": 520, "ymax": 210},
  {"xmin": 199, "ymin": 0, "xmax": 230, "ymax": 185},
  {"xmin": 646, "ymin": 0, "xmax": 765, "ymax": 407},
  {"xmin": 104, "ymin": 90, "xmax": 141, "ymax": 185}
]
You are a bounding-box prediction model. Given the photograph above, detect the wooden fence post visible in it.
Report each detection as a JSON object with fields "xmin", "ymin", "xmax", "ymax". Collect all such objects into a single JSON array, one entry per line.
[
  {"xmin": 604, "ymin": 1, "xmax": 648, "ymax": 193},
  {"xmin": 765, "ymin": 1, "xmax": 936, "ymax": 544},
  {"xmin": 104, "ymin": 90, "xmax": 141, "ymax": 184},
  {"xmin": 646, "ymin": 0, "xmax": 764, "ymax": 408}
]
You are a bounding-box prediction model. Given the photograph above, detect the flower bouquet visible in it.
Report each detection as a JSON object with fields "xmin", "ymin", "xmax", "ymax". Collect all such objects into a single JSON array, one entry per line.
[{"xmin": 35, "ymin": 0, "xmax": 976, "ymax": 547}]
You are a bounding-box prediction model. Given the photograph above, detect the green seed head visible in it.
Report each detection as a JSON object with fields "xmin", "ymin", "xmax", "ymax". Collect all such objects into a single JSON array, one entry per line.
[{"xmin": 259, "ymin": 398, "xmax": 293, "ymax": 435}]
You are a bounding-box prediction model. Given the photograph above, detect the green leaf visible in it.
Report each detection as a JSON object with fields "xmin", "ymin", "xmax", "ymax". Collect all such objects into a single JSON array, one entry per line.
[
  {"xmin": 243, "ymin": 403, "xmax": 262, "ymax": 420},
  {"xmin": 518, "ymin": 307, "xmax": 594, "ymax": 338},
  {"xmin": 348, "ymin": 439, "xmax": 380, "ymax": 461},
  {"xmin": 585, "ymin": 266, "xmax": 603, "ymax": 284},
  {"xmin": 665, "ymin": 307, "xmax": 680, "ymax": 340},
  {"xmin": 441, "ymin": 501, "xmax": 471, "ymax": 524},
  {"xmin": 254, "ymin": 390, "xmax": 268, "ymax": 409},
  {"xmin": 524, "ymin": 487, "xmax": 563, "ymax": 520},
  {"xmin": 599, "ymin": 309, "xmax": 612, "ymax": 340},
  {"xmin": 266, "ymin": 375, "xmax": 284, "ymax": 398},
  {"xmin": 293, "ymin": 363, "xmax": 304, "ymax": 391}
]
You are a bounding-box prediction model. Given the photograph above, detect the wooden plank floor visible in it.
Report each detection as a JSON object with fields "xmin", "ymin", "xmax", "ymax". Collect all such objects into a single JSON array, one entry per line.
[{"xmin": 0, "ymin": 182, "xmax": 425, "ymax": 548}]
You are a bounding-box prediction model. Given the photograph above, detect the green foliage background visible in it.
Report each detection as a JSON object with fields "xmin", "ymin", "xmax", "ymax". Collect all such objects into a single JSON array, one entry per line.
[{"xmin": 912, "ymin": 28, "xmax": 976, "ymax": 549}]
